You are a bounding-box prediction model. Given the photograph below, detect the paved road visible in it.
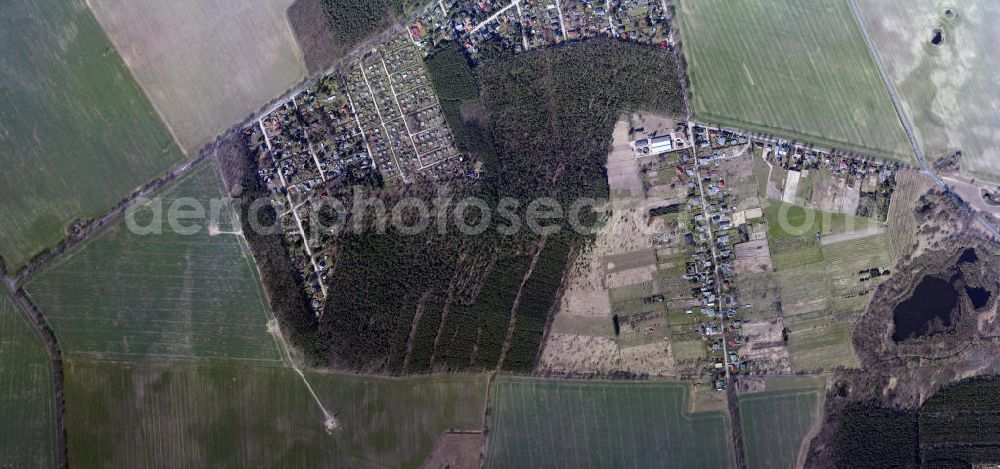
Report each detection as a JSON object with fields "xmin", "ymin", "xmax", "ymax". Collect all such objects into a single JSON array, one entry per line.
[{"xmin": 847, "ymin": 0, "xmax": 1000, "ymax": 239}]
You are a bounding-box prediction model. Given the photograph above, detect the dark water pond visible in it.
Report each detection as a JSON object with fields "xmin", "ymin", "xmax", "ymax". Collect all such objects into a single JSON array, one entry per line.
[
  {"xmin": 959, "ymin": 248, "xmax": 978, "ymax": 264},
  {"xmin": 966, "ymin": 286, "xmax": 992, "ymax": 310},
  {"xmin": 892, "ymin": 276, "xmax": 959, "ymax": 342}
]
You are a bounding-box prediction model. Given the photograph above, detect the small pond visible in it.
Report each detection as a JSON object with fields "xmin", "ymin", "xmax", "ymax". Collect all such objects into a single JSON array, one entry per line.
[
  {"xmin": 892, "ymin": 276, "xmax": 959, "ymax": 342},
  {"xmin": 966, "ymin": 286, "xmax": 992, "ymax": 310}
]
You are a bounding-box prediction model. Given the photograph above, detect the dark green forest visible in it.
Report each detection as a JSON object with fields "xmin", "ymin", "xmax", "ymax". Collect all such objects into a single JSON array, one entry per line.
[
  {"xmin": 827, "ymin": 378, "xmax": 1000, "ymax": 468},
  {"xmin": 311, "ymin": 39, "xmax": 684, "ymax": 373},
  {"xmin": 319, "ymin": 0, "xmax": 423, "ymax": 50}
]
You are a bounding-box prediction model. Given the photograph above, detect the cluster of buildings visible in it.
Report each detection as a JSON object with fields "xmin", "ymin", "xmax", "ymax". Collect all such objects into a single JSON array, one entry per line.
[
  {"xmin": 679, "ymin": 137, "xmax": 749, "ymax": 384},
  {"xmin": 409, "ymin": 0, "xmax": 674, "ymax": 59},
  {"xmin": 768, "ymin": 140, "xmax": 901, "ymax": 184},
  {"xmin": 245, "ymin": 33, "xmax": 461, "ymax": 314}
]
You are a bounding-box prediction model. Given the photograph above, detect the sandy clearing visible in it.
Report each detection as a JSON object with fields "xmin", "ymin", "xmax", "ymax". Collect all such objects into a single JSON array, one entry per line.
[
  {"xmin": 841, "ymin": 179, "xmax": 861, "ymax": 215},
  {"xmin": 819, "ymin": 225, "xmax": 886, "ymax": 246},
  {"xmin": 605, "ymin": 266, "xmax": 656, "ymax": 290},
  {"xmin": 782, "ymin": 170, "xmax": 801, "ymax": 204},
  {"xmin": 607, "ymin": 118, "xmax": 645, "ymax": 202}
]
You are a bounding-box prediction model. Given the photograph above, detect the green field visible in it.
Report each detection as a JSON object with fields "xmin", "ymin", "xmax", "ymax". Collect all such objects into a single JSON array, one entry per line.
[
  {"xmin": 787, "ymin": 319, "xmax": 859, "ymax": 372},
  {"xmin": 486, "ymin": 377, "xmax": 734, "ymax": 468},
  {"xmin": 775, "ymin": 234, "xmax": 891, "ymax": 319},
  {"xmin": 0, "ymin": 292, "xmax": 57, "ymax": 467},
  {"xmin": 0, "ymin": 0, "xmax": 185, "ymax": 270},
  {"xmin": 26, "ymin": 160, "xmax": 281, "ymax": 364},
  {"xmin": 675, "ymin": 0, "xmax": 911, "ymax": 161},
  {"xmin": 764, "ymin": 202, "xmax": 879, "ymax": 271},
  {"xmin": 63, "ymin": 360, "xmax": 487, "ymax": 468},
  {"xmin": 739, "ymin": 379, "xmax": 825, "ymax": 469}
]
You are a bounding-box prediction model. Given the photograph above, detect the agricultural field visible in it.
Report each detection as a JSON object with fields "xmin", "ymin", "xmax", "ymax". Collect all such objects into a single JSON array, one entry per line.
[
  {"xmin": 87, "ymin": 0, "xmax": 308, "ymax": 153},
  {"xmin": 63, "ymin": 360, "xmax": 487, "ymax": 468},
  {"xmin": 855, "ymin": 0, "xmax": 1000, "ymax": 180},
  {"xmin": 764, "ymin": 202, "xmax": 880, "ymax": 271},
  {"xmin": 747, "ymin": 202, "xmax": 891, "ymax": 371},
  {"xmin": 775, "ymin": 233, "xmax": 892, "ymax": 320},
  {"xmin": 674, "ymin": 0, "xmax": 911, "ymax": 161},
  {"xmin": 0, "ymin": 293, "xmax": 57, "ymax": 467},
  {"xmin": 786, "ymin": 319, "xmax": 859, "ymax": 372},
  {"xmin": 485, "ymin": 377, "xmax": 734, "ymax": 468},
  {"xmin": 0, "ymin": 0, "xmax": 186, "ymax": 270},
  {"xmin": 738, "ymin": 378, "xmax": 825, "ymax": 469},
  {"xmin": 25, "ymin": 160, "xmax": 283, "ymax": 364}
]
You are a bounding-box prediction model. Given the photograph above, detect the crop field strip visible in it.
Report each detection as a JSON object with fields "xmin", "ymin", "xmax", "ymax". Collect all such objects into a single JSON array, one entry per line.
[
  {"xmin": 675, "ymin": 0, "xmax": 911, "ymax": 162},
  {"xmin": 754, "ymin": 202, "xmax": 890, "ymax": 370},
  {"xmin": 86, "ymin": 0, "xmax": 307, "ymax": 153},
  {"xmin": 0, "ymin": 292, "xmax": 58, "ymax": 467},
  {"xmin": 26, "ymin": 159, "xmax": 283, "ymax": 365},
  {"xmin": 776, "ymin": 234, "xmax": 891, "ymax": 319},
  {"xmin": 0, "ymin": 0, "xmax": 186, "ymax": 270},
  {"xmin": 486, "ymin": 377, "xmax": 734, "ymax": 468},
  {"xmin": 786, "ymin": 318, "xmax": 858, "ymax": 372},
  {"xmin": 63, "ymin": 360, "xmax": 487, "ymax": 468},
  {"xmin": 738, "ymin": 383, "xmax": 824, "ymax": 469}
]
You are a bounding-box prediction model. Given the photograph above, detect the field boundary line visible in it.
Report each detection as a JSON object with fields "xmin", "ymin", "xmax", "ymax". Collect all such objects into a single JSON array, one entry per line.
[
  {"xmin": 12, "ymin": 152, "xmax": 211, "ymax": 290},
  {"xmin": 1, "ymin": 278, "xmax": 67, "ymax": 469}
]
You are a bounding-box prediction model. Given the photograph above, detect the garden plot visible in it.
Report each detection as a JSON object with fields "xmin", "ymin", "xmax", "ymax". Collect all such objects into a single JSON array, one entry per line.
[
  {"xmin": 787, "ymin": 318, "xmax": 859, "ymax": 372},
  {"xmin": 776, "ymin": 234, "xmax": 892, "ymax": 321}
]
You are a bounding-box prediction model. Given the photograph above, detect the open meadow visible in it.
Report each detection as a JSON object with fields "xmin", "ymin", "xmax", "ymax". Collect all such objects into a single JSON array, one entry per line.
[
  {"xmin": 485, "ymin": 377, "xmax": 733, "ymax": 468},
  {"xmin": 738, "ymin": 378, "xmax": 825, "ymax": 469},
  {"xmin": 855, "ymin": 0, "xmax": 1000, "ymax": 181},
  {"xmin": 675, "ymin": 0, "xmax": 911, "ymax": 161},
  {"xmin": 86, "ymin": 0, "xmax": 307, "ymax": 152},
  {"xmin": 0, "ymin": 293, "xmax": 57, "ymax": 467},
  {"xmin": 25, "ymin": 160, "xmax": 282, "ymax": 364},
  {"xmin": 63, "ymin": 360, "xmax": 487, "ymax": 468},
  {"xmin": 0, "ymin": 0, "xmax": 185, "ymax": 270}
]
